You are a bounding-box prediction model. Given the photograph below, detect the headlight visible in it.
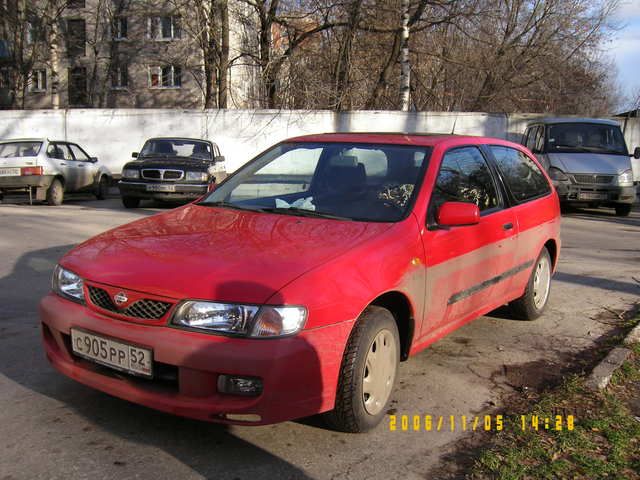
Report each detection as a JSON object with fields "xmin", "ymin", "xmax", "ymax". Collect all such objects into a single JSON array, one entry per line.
[
  {"xmin": 548, "ymin": 167, "xmax": 569, "ymax": 182},
  {"xmin": 122, "ymin": 169, "xmax": 140, "ymax": 179},
  {"xmin": 616, "ymin": 169, "xmax": 634, "ymax": 186},
  {"xmin": 171, "ymin": 301, "xmax": 306, "ymax": 337},
  {"xmin": 52, "ymin": 265, "xmax": 84, "ymax": 303},
  {"xmin": 186, "ymin": 171, "xmax": 209, "ymax": 182}
]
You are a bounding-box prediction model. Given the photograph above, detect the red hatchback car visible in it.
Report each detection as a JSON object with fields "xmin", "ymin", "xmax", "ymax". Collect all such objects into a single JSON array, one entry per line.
[{"xmin": 40, "ymin": 133, "xmax": 560, "ymax": 432}]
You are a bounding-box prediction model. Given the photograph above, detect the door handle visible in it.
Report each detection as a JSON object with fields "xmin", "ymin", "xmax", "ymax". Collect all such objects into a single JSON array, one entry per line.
[
  {"xmin": 503, "ymin": 223, "xmax": 514, "ymax": 230},
  {"xmin": 77, "ymin": 164, "xmax": 85, "ymax": 167}
]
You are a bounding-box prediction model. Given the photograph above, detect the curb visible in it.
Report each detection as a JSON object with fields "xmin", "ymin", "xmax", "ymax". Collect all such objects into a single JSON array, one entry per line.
[{"xmin": 585, "ymin": 322, "xmax": 640, "ymax": 391}]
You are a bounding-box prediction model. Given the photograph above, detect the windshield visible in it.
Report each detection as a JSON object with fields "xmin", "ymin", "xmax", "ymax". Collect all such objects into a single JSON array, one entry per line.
[
  {"xmin": 0, "ymin": 141, "xmax": 42, "ymax": 157},
  {"xmin": 546, "ymin": 123, "xmax": 628, "ymax": 155},
  {"xmin": 200, "ymin": 142, "xmax": 431, "ymax": 222},
  {"xmin": 140, "ymin": 139, "xmax": 212, "ymax": 160}
]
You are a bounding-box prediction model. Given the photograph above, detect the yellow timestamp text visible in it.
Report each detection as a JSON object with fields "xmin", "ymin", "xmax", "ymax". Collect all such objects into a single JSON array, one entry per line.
[{"xmin": 388, "ymin": 414, "xmax": 575, "ymax": 432}]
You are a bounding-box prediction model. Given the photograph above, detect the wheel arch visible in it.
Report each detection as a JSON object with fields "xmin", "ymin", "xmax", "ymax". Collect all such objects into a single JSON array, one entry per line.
[
  {"xmin": 543, "ymin": 238, "xmax": 558, "ymax": 271},
  {"xmin": 369, "ymin": 291, "xmax": 415, "ymax": 361}
]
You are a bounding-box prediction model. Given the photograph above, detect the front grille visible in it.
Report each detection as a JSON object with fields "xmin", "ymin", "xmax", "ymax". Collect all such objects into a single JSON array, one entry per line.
[
  {"xmin": 141, "ymin": 169, "xmax": 184, "ymax": 181},
  {"xmin": 572, "ymin": 174, "xmax": 614, "ymax": 185},
  {"xmin": 88, "ymin": 286, "xmax": 172, "ymax": 320}
]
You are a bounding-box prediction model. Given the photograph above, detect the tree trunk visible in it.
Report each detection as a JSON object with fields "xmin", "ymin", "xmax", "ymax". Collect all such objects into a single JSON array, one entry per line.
[
  {"xmin": 399, "ymin": 0, "xmax": 410, "ymax": 111},
  {"xmin": 365, "ymin": 30, "xmax": 402, "ymax": 109},
  {"xmin": 332, "ymin": 0, "xmax": 363, "ymax": 110},
  {"xmin": 218, "ymin": 0, "xmax": 229, "ymax": 108}
]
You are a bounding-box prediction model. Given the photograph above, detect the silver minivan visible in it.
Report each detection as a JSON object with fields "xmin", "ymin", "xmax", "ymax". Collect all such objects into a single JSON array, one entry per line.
[{"xmin": 522, "ymin": 118, "xmax": 639, "ymax": 216}]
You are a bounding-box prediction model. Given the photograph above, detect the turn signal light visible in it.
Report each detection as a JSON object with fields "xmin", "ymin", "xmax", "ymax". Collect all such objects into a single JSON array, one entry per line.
[{"xmin": 21, "ymin": 166, "xmax": 43, "ymax": 176}]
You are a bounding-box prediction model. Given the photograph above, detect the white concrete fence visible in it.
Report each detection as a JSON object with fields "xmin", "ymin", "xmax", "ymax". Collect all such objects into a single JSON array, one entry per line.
[{"xmin": 1, "ymin": 109, "xmax": 639, "ymax": 178}]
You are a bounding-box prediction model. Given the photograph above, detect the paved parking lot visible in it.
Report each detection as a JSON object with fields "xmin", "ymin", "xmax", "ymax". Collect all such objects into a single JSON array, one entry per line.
[{"xmin": 1, "ymin": 195, "xmax": 639, "ymax": 480}]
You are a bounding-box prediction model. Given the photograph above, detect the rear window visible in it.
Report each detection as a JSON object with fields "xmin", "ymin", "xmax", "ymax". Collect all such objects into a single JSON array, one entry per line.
[
  {"xmin": 490, "ymin": 146, "xmax": 551, "ymax": 202},
  {"xmin": 0, "ymin": 141, "xmax": 42, "ymax": 157}
]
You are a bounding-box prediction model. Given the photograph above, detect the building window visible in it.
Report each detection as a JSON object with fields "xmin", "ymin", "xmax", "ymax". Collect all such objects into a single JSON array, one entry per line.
[
  {"xmin": 1, "ymin": 68, "xmax": 11, "ymax": 88},
  {"xmin": 111, "ymin": 65, "xmax": 128, "ymax": 89},
  {"xmin": 113, "ymin": 17, "xmax": 127, "ymax": 40},
  {"xmin": 67, "ymin": 0, "xmax": 86, "ymax": 8},
  {"xmin": 26, "ymin": 20, "xmax": 40, "ymax": 44},
  {"xmin": 30, "ymin": 69, "xmax": 47, "ymax": 92},
  {"xmin": 66, "ymin": 19, "xmax": 86, "ymax": 57},
  {"xmin": 147, "ymin": 16, "xmax": 181, "ymax": 40},
  {"xmin": 68, "ymin": 66, "xmax": 88, "ymax": 106},
  {"xmin": 148, "ymin": 65, "xmax": 182, "ymax": 88}
]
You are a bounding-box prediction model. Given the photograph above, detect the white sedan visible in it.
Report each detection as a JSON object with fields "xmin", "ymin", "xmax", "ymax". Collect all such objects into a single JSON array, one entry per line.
[{"xmin": 0, "ymin": 138, "xmax": 112, "ymax": 205}]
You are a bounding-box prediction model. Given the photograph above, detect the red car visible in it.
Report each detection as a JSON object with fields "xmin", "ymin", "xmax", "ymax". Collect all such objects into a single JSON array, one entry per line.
[{"xmin": 40, "ymin": 133, "xmax": 560, "ymax": 432}]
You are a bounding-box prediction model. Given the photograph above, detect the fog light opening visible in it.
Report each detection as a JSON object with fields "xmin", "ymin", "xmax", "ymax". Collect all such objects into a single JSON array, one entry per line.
[{"xmin": 217, "ymin": 374, "xmax": 263, "ymax": 397}]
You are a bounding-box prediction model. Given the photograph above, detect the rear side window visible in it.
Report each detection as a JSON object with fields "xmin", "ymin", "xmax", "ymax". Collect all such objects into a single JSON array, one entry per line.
[
  {"xmin": 489, "ymin": 146, "xmax": 551, "ymax": 202},
  {"xmin": 432, "ymin": 146, "xmax": 500, "ymax": 212}
]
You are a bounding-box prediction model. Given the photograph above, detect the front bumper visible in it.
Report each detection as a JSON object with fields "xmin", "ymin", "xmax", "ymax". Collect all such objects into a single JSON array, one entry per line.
[
  {"xmin": 554, "ymin": 182, "xmax": 635, "ymax": 205},
  {"xmin": 0, "ymin": 174, "xmax": 54, "ymax": 190},
  {"xmin": 40, "ymin": 293, "xmax": 352, "ymax": 425},
  {"xmin": 118, "ymin": 180, "xmax": 207, "ymax": 201}
]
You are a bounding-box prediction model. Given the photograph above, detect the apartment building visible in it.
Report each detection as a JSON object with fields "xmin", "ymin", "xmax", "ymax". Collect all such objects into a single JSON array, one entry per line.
[{"xmin": 0, "ymin": 0, "xmax": 261, "ymax": 109}]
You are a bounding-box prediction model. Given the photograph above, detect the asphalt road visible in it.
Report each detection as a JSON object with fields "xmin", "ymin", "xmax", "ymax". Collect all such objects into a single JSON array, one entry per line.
[{"xmin": 1, "ymin": 195, "xmax": 639, "ymax": 480}]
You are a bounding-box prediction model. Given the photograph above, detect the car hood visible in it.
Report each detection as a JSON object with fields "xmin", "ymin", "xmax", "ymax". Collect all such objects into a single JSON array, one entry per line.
[
  {"xmin": 61, "ymin": 204, "xmax": 393, "ymax": 303},
  {"xmin": 125, "ymin": 157, "xmax": 213, "ymax": 170},
  {"xmin": 547, "ymin": 152, "xmax": 631, "ymax": 174}
]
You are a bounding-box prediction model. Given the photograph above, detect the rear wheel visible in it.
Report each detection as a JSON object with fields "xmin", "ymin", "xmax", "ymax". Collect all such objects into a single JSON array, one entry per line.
[
  {"xmin": 95, "ymin": 175, "xmax": 109, "ymax": 200},
  {"xmin": 122, "ymin": 196, "xmax": 140, "ymax": 209},
  {"xmin": 615, "ymin": 204, "xmax": 632, "ymax": 217},
  {"xmin": 46, "ymin": 179, "xmax": 64, "ymax": 206},
  {"xmin": 509, "ymin": 247, "xmax": 552, "ymax": 320},
  {"xmin": 325, "ymin": 306, "xmax": 399, "ymax": 432}
]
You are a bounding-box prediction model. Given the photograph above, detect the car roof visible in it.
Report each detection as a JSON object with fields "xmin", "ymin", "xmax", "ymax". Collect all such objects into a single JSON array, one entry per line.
[
  {"xmin": 526, "ymin": 117, "xmax": 620, "ymax": 127},
  {"xmin": 146, "ymin": 137, "xmax": 213, "ymax": 143},
  {"xmin": 0, "ymin": 138, "xmax": 48, "ymax": 143},
  {"xmin": 285, "ymin": 132, "xmax": 515, "ymax": 148}
]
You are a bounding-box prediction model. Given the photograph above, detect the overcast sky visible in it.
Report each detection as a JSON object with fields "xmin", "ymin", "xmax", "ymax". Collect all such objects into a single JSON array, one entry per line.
[{"xmin": 610, "ymin": 0, "xmax": 640, "ymax": 110}]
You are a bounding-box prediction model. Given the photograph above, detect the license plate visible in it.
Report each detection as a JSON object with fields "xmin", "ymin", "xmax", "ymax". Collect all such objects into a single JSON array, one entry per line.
[
  {"xmin": 71, "ymin": 328, "xmax": 153, "ymax": 377},
  {"xmin": 578, "ymin": 192, "xmax": 606, "ymax": 200},
  {"xmin": 0, "ymin": 167, "xmax": 21, "ymax": 177},
  {"xmin": 146, "ymin": 184, "xmax": 176, "ymax": 192}
]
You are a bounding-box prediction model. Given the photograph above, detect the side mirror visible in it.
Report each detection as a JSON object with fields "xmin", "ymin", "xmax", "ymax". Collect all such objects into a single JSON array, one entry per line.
[
  {"xmin": 633, "ymin": 147, "xmax": 640, "ymax": 160},
  {"xmin": 89, "ymin": 156, "xmax": 98, "ymax": 163},
  {"xmin": 437, "ymin": 202, "xmax": 480, "ymax": 227},
  {"xmin": 214, "ymin": 155, "xmax": 225, "ymax": 163},
  {"xmin": 132, "ymin": 152, "xmax": 138, "ymax": 158}
]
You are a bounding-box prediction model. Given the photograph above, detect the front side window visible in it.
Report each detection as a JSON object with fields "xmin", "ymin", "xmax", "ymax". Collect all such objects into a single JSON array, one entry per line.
[
  {"xmin": 149, "ymin": 65, "xmax": 181, "ymax": 88},
  {"xmin": 69, "ymin": 144, "xmax": 90, "ymax": 161},
  {"xmin": 200, "ymin": 142, "xmax": 430, "ymax": 222},
  {"xmin": 546, "ymin": 123, "xmax": 628, "ymax": 155},
  {"xmin": 432, "ymin": 146, "xmax": 500, "ymax": 212},
  {"xmin": 490, "ymin": 146, "xmax": 551, "ymax": 202},
  {"xmin": 0, "ymin": 141, "xmax": 42, "ymax": 157},
  {"xmin": 30, "ymin": 69, "xmax": 47, "ymax": 92}
]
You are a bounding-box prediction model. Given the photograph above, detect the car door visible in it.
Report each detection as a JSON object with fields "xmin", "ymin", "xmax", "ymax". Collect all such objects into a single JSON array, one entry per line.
[
  {"xmin": 47, "ymin": 142, "xmax": 78, "ymax": 190},
  {"xmin": 68, "ymin": 143, "xmax": 98, "ymax": 190},
  {"xmin": 420, "ymin": 146, "xmax": 518, "ymax": 335}
]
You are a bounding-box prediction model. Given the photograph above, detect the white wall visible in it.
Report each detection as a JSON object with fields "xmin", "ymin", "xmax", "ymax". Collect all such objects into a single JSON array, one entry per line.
[{"xmin": 0, "ymin": 109, "xmax": 638, "ymax": 178}]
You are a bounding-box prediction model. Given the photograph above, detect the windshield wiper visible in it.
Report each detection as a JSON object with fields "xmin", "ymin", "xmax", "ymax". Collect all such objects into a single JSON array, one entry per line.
[
  {"xmin": 258, "ymin": 207, "xmax": 353, "ymax": 221},
  {"xmin": 197, "ymin": 201, "xmax": 261, "ymax": 212}
]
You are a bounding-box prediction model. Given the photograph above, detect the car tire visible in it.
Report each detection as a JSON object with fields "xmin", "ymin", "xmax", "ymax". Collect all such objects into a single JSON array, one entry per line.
[
  {"xmin": 95, "ymin": 176, "xmax": 109, "ymax": 200},
  {"xmin": 46, "ymin": 179, "xmax": 64, "ymax": 206},
  {"xmin": 615, "ymin": 204, "xmax": 632, "ymax": 217},
  {"xmin": 509, "ymin": 247, "xmax": 552, "ymax": 321},
  {"xmin": 325, "ymin": 306, "xmax": 400, "ymax": 433},
  {"xmin": 122, "ymin": 196, "xmax": 140, "ymax": 209}
]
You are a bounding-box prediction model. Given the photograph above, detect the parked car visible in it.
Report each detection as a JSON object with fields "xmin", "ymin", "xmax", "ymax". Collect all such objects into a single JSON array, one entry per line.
[
  {"xmin": 0, "ymin": 138, "xmax": 111, "ymax": 205},
  {"xmin": 522, "ymin": 118, "xmax": 639, "ymax": 216},
  {"xmin": 40, "ymin": 133, "xmax": 560, "ymax": 432},
  {"xmin": 118, "ymin": 137, "xmax": 225, "ymax": 208}
]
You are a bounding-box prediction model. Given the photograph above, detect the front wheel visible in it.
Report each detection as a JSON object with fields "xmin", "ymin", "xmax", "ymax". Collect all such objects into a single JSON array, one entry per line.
[
  {"xmin": 615, "ymin": 204, "xmax": 632, "ymax": 217},
  {"xmin": 122, "ymin": 196, "xmax": 140, "ymax": 209},
  {"xmin": 325, "ymin": 306, "xmax": 400, "ymax": 432},
  {"xmin": 509, "ymin": 247, "xmax": 552, "ymax": 320},
  {"xmin": 95, "ymin": 176, "xmax": 109, "ymax": 200}
]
